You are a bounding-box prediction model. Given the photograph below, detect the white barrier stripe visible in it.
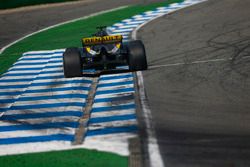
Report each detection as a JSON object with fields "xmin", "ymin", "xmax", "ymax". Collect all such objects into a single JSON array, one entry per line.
[
  {"xmin": 20, "ymin": 55, "xmax": 52, "ymax": 59},
  {"xmin": 0, "ymin": 82, "xmax": 90, "ymax": 93},
  {"xmin": 92, "ymin": 101, "xmax": 135, "ymax": 108},
  {"xmin": 116, "ymin": 24, "xmax": 139, "ymax": 29},
  {"xmin": 90, "ymin": 109, "xmax": 135, "ymax": 118},
  {"xmin": 10, "ymin": 63, "xmax": 62, "ymax": 69},
  {"xmin": 3, "ymin": 106, "xmax": 84, "ymax": 114},
  {"xmin": 9, "ymin": 65, "xmax": 58, "ymax": 70},
  {"xmin": 6, "ymin": 67, "xmax": 62, "ymax": 74},
  {"xmin": 85, "ymin": 132, "xmax": 136, "ymax": 141},
  {"xmin": 17, "ymin": 56, "xmax": 61, "ymax": 62},
  {"xmin": 14, "ymin": 59, "xmax": 49, "ymax": 64},
  {"xmin": 94, "ymin": 92, "xmax": 134, "ymax": 101},
  {"xmin": 111, "ymin": 28, "xmax": 133, "ymax": 32},
  {"xmin": 123, "ymin": 21, "xmax": 145, "ymax": 25},
  {"xmin": 0, "ymin": 128, "xmax": 75, "ymax": 139},
  {"xmin": 133, "ymin": 17, "xmax": 153, "ymax": 21},
  {"xmin": 0, "ymin": 116, "xmax": 81, "ymax": 125},
  {"xmin": 2, "ymin": 98, "xmax": 86, "ymax": 106},
  {"xmin": 22, "ymin": 83, "xmax": 91, "ymax": 90},
  {"xmin": 0, "ymin": 81, "xmax": 32, "ymax": 86},
  {"xmin": 0, "ymin": 72, "xmax": 63, "ymax": 81},
  {"xmin": 19, "ymin": 91, "xmax": 89, "ymax": 98},
  {"xmin": 96, "ymin": 84, "xmax": 134, "ymax": 91},
  {"xmin": 113, "ymin": 23, "xmax": 126, "ymax": 26},
  {"xmin": 16, "ymin": 58, "xmax": 62, "ymax": 64},
  {"xmin": 3, "ymin": 108, "xmax": 84, "ymax": 116},
  {"xmin": 132, "ymin": 14, "xmax": 146, "ymax": 18},
  {"xmin": 22, "ymin": 49, "xmax": 65, "ymax": 55},
  {"xmin": 1, "ymin": 75, "xmax": 41, "ymax": 80},
  {"xmin": 111, "ymin": 32, "xmax": 130, "ymax": 36},
  {"xmin": 144, "ymin": 12, "xmax": 165, "ymax": 17},
  {"xmin": 21, "ymin": 84, "xmax": 90, "ymax": 91},
  {"xmin": 88, "ymin": 120, "xmax": 137, "ymax": 131},
  {"xmin": 98, "ymin": 77, "xmax": 133, "ymax": 84},
  {"xmin": 95, "ymin": 91, "xmax": 134, "ymax": 99},
  {"xmin": 25, "ymin": 78, "xmax": 91, "ymax": 84},
  {"xmin": 6, "ymin": 70, "xmax": 42, "ymax": 74},
  {"xmin": 99, "ymin": 72, "xmax": 132, "ymax": 78}
]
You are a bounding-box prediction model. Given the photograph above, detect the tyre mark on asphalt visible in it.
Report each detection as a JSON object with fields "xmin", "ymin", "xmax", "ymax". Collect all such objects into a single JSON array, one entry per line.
[{"xmin": 148, "ymin": 56, "xmax": 250, "ymax": 69}]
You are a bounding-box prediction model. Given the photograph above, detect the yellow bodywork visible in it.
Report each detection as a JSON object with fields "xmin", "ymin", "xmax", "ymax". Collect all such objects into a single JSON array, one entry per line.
[{"xmin": 82, "ymin": 35, "xmax": 123, "ymax": 46}]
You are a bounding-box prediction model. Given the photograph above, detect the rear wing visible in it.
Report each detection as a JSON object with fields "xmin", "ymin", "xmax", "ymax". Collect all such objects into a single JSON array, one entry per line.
[{"xmin": 82, "ymin": 35, "xmax": 123, "ymax": 46}]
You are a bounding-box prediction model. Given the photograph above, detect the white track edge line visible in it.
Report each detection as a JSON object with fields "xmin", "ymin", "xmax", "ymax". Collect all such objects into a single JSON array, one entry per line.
[
  {"xmin": 0, "ymin": 6, "xmax": 128, "ymax": 54},
  {"xmin": 136, "ymin": 71, "xmax": 164, "ymax": 167},
  {"xmin": 132, "ymin": 1, "xmax": 207, "ymax": 167}
]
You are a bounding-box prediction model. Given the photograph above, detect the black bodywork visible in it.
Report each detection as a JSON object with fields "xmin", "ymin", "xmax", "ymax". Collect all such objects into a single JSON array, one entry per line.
[
  {"xmin": 63, "ymin": 26, "xmax": 147, "ymax": 78},
  {"xmin": 81, "ymin": 26, "xmax": 127, "ymax": 70}
]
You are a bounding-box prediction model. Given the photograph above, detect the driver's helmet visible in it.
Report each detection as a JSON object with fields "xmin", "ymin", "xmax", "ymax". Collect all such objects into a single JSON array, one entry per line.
[{"xmin": 95, "ymin": 29, "xmax": 108, "ymax": 37}]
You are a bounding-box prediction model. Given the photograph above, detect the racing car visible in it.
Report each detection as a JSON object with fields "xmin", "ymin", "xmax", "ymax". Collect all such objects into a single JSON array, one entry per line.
[{"xmin": 63, "ymin": 26, "xmax": 147, "ymax": 78}]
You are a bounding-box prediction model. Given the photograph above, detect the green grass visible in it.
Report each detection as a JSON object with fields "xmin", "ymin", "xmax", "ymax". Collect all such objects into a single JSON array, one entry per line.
[
  {"xmin": 0, "ymin": 148, "xmax": 128, "ymax": 167},
  {"xmin": 0, "ymin": 0, "xmax": 79, "ymax": 10},
  {"xmin": 0, "ymin": 0, "xmax": 183, "ymax": 75}
]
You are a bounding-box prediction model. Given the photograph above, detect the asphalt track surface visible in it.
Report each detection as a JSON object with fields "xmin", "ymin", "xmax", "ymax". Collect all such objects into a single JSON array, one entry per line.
[
  {"xmin": 0, "ymin": 0, "xmax": 165, "ymax": 49},
  {"xmin": 137, "ymin": 0, "xmax": 250, "ymax": 166}
]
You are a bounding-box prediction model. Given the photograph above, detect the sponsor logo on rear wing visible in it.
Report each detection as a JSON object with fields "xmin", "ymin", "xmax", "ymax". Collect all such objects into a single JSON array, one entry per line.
[{"xmin": 82, "ymin": 35, "xmax": 123, "ymax": 46}]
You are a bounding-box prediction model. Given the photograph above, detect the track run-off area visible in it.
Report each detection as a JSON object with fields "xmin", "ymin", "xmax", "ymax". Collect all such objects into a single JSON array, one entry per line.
[{"xmin": 0, "ymin": 0, "xmax": 207, "ymax": 166}]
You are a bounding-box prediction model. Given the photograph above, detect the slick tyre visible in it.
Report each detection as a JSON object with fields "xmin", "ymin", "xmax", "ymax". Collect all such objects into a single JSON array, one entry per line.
[
  {"xmin": 127, "ymin": 40, "xmax": 147, "ymax": 71},
  {"xmin": 63, "ymin": 47, "xmax": 82, "ymax": 78}
]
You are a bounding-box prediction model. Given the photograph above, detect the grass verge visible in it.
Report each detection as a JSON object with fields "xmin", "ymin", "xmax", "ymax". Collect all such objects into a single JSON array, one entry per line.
[
  {"xmin": 0, "ymin": 148, "xmax": 128, "ymax": 167},
  {"xmin": 0, "ymin": 0, "xmax": 183, "ymax": 75},
  {"xmin": 0, "ymin": 0, "xmax": 79, "ymax": 10}
]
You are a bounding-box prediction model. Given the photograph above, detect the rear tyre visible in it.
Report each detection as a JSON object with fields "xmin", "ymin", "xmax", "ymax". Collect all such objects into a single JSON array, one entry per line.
[
  {"xmin": 63, "ymin": 47, "xmax": 83, "ymax": 78},
  {"xmin": 127, "ymin": 40, "xmax": 147, "ymax": 71}
]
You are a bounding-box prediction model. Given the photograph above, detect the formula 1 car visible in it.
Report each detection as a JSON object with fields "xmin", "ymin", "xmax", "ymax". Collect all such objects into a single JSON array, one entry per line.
[{"xmin": 63, "ymin": 26, "xmax": 147, "ymax": 78}]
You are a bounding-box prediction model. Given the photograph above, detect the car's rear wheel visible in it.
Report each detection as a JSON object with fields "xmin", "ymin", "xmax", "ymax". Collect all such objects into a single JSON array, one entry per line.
[
  {"xmin": 127, "ymin": 40, "xmax": 147, "ymax": 71},
  {"xmin": 63, "ymin": 47, "xmax": 83, "ymax": 78}
]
